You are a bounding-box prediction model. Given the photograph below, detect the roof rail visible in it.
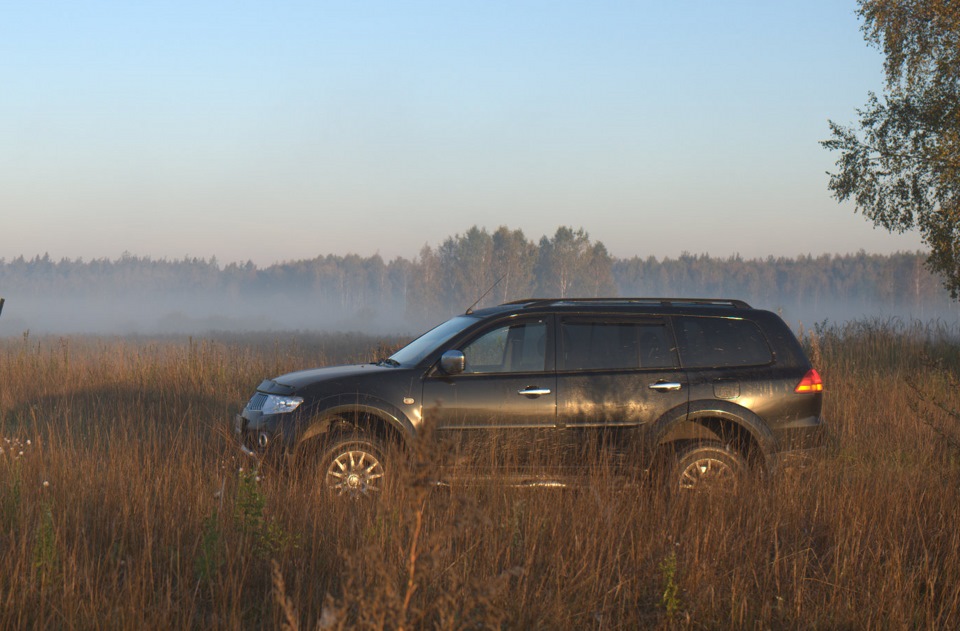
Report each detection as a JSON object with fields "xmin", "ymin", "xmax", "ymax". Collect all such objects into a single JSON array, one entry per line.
[{"xmin": 501, "ymin": 297, "xmax": 752, "ymax": 309}]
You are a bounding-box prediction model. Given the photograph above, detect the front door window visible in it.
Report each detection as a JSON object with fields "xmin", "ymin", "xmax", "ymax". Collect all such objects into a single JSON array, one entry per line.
[{"xmin": 462, "ymin": 321, "xmax": 548, "ymax": 374}]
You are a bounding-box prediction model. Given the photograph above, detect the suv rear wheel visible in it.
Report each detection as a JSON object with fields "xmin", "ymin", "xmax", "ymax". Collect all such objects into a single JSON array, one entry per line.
[
  {"xmin": 671, "ymin": 443, "xmax": 746, "ymax": 492},
  {"xmin": 320, "ymin": 434, "xmax": 386, "ymax": 499}
]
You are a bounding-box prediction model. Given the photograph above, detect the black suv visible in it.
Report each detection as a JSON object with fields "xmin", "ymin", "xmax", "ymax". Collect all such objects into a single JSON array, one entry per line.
[{"xmin": 235, "ymin": 298, "xmax": 824, "ymax": 495}]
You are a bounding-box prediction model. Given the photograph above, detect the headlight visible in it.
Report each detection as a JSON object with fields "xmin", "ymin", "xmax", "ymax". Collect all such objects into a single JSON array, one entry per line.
[{"xmin": 261, "ymin": 394, "xmax": 304, "ymax": 415}]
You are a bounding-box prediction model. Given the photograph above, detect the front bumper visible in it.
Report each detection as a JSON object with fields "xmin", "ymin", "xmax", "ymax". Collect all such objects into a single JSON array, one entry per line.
[{"xmin": 234, "ymin": 414, "xmax": 262, "ymax": 460}]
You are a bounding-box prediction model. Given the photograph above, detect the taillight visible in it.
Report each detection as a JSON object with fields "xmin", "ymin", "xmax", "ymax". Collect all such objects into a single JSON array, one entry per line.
[{"xmin": 795, "ymin": 369, "xmax": 823, "ymax": 393}]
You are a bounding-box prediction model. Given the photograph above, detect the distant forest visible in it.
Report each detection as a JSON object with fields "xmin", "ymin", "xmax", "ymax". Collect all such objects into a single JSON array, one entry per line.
[{"xmin": 0, "ymin": 226, "xmax": 956, "ymax": 334}]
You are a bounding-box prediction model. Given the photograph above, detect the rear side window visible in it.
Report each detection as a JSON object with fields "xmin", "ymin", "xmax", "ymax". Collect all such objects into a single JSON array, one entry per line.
[
  {"xmin": 674, "ymin": 316, "xmax": 772, "ymax": 368},
  {"xmin": 559, "ymin": 319, "xmax": 679, "ymax": 371}
]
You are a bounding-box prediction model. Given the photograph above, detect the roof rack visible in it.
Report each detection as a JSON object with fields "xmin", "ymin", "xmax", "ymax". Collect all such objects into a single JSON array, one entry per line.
[{"xmin": 502, "ymin": 297, "xmax": 752, "ymax": 309}]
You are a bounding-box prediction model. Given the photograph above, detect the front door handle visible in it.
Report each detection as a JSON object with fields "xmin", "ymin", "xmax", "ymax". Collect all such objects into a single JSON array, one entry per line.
[
  {"xmin": 518, "ymin": 387, "xmax": 551, "ymax": 397},
  {"xmin": 648, "ymin": 381, "xmax": 682, "ymax": 392}
]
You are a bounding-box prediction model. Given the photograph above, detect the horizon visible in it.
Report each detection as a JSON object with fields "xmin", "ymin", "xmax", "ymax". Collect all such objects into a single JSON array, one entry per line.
[{"xmin": 0, "ymin": 237, "xmax": 932, "ymax": 269}]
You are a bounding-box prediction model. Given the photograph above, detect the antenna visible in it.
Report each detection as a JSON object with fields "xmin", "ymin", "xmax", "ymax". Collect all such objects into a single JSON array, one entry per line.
[{"xmin": 465, "ymin": 274, "xmax": 506, "ymax": 315}]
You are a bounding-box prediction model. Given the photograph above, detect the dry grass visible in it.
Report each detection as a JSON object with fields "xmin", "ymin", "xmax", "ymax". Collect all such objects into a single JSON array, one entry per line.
[{"xmin": 2, "ymin": 322, "xmax": 960, "ymax": 629}]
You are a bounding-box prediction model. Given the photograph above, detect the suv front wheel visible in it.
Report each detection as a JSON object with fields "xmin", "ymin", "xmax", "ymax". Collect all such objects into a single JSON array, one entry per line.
[
  {"xmin": 320, "ymin": 434, "xmax": 387, "ymax": 499},
  {"xmin": 670, "ymin": 443, "xmax": 746, "ymax": 492}
]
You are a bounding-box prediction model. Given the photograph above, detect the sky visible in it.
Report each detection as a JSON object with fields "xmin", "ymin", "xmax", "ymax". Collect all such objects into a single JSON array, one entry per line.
[{"xmin": 0, "ymin": 0, "xmax": 928, "ymax": 267}]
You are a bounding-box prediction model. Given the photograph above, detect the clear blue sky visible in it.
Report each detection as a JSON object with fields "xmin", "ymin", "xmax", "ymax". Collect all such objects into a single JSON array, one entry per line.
[{"xmin": 0, "ymin": 0, "xmax": 926, "ymax": 266}]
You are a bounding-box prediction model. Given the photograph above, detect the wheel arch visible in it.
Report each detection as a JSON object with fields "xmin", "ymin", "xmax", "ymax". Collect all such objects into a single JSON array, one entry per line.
[
  {"xmin": 653, "ymin": 399, "xmax": 776, "ymax": 471},
  {"xmin": 297, "ymin": 395, "xmax": 414, "ymax": 451}
]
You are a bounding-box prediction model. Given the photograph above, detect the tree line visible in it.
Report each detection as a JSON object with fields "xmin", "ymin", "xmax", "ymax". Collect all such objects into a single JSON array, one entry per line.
[{"xmin": 0, "ymin": 226, "xmax": 955, "ymax": 334}]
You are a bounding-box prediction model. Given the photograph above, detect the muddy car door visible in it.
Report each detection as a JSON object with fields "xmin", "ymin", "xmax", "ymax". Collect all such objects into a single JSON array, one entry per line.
[{"xmin": 554, "ymin": 315, "xmax": 688, "ymax": 470}]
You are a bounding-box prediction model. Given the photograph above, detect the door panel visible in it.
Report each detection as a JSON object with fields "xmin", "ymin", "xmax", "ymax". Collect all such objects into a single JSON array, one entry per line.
[
  {"xmin": 555, "ymin": 317, "xmax": 688, "ymax": 467},
  {"xmin": 421, "ymin": 317, "xmax": 557, "ymax": 472},
  {"xmin": 423, "ymin": 372, "xmax": 557, "ymax": 430},
  {"xmin": 557, "ymin": 370, "xmax": 687, "ymax": 428}
]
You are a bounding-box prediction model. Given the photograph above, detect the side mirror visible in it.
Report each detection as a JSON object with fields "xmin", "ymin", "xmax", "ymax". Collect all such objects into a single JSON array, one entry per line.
[{"xmin": 439, "ymin": 350, "xmax": 465, "ymax": 375}]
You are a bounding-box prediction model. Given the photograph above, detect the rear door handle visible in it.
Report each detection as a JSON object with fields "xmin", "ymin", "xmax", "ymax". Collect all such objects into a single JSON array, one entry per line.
[
  {"xmin": 648, "ymin": 381, "xmax": 682, "ymax": 392},
  {"xmin": 518, "ymin": 387, "xmax": 551, "ymax": 397}
]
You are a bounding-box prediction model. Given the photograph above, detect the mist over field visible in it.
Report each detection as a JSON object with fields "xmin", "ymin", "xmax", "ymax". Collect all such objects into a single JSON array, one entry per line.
[
  {"xmin": 0, "ymin": 293, "xmax": 370, "ymax": 336},
  {"xmin": 1, "ymin": 227, "xmax": 957, "ymax": 336},
  {"xmin": 2, "ymin": 281, "xmax": 955, "ymax": 338}
]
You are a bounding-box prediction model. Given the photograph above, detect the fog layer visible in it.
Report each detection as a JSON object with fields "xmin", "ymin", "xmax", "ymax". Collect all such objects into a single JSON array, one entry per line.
[{"xmin": 1, "ymin": 228, "xmax": 955, "ymax": 336}]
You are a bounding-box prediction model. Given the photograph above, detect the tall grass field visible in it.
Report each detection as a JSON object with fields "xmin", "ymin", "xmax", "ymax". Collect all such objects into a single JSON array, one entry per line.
[{"xmin": 2, "ymin": 322, "xmax": 960, "ymax": 629}]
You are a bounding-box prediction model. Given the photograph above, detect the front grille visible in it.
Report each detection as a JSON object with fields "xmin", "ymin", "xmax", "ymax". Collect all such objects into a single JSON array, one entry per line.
[{"xmin": 247, "ymin": 392, "xmax": 268, "ymax": 412}]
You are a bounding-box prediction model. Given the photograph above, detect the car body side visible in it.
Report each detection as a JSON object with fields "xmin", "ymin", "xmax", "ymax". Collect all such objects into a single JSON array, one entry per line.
[{"xmin": 236, "ymin": 303, "xmax": 824, "ymax": 477}]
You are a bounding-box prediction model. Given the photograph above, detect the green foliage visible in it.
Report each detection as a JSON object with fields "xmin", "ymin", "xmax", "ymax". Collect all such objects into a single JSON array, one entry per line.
[
  {"xmin": 194, "ymin": 513, "xmax": 225, "ymax": 590},
  {"xmin": 234, "ymin": 469, "xmax": 267, "ymax": 537},
  {"xmin": 823, "ymin": 1, "xmax": 960, "ymax": 296},
  {"xmin": 0, "ymin": 460, "xmax": 21, "ymax": 530},
  {"xmin": 659, "ymin": 550, "xmax": 681, "ymax": 619},
  {"xmin": 234, "ymin": 468, "xmax": 296, "ymax": 559},
  {"xmin": 31, "ymin": 500, "xmax": 58, "ymax": 584}
]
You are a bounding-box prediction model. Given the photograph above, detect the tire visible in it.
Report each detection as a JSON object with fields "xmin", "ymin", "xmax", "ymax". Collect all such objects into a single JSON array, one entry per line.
[
  {"xmin": 319, "ymin": 434, "xmax": 387, "ymax": 499},
  {"xmin": 669, "ymin": 443, "xmax": 746, "ymax": 493}
]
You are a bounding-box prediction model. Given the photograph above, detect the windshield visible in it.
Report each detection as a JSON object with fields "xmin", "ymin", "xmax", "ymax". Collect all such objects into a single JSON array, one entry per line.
[{"xmin": 389, "ymin": 315, "xmax": 479, "ymax": 366}]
